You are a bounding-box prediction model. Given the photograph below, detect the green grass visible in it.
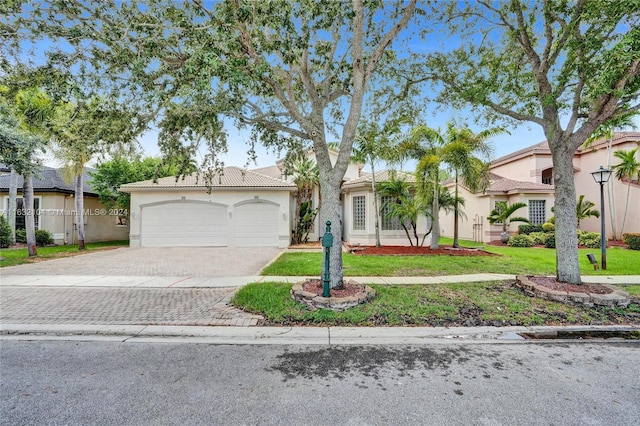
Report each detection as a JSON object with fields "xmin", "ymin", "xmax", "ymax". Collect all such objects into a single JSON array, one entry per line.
[
  {"xmin": 232, "ymin": 281, "xmax": 640, "ymax": 326},
  {"xmin": 262, "ymin": 244, "xmax": 640, "ymax": 276},
  {"xmin": 0, "ymin": 240, "xmax": 129, "ymax": 267}
]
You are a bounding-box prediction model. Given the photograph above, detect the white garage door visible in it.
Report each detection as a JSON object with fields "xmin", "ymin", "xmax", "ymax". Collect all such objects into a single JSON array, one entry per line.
[
  {"xmin": 234, "ymin": 202, "xmax": 279, "ymax": 247},
  {"xmin": 141, "ymin": 201, "xmax": 228, "ymax": 247}
]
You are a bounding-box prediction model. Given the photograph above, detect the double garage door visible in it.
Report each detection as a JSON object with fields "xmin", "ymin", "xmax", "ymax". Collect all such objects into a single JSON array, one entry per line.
[{"xmin": 140, "ymin": 200, "xmax": 279, "ymax": 247}]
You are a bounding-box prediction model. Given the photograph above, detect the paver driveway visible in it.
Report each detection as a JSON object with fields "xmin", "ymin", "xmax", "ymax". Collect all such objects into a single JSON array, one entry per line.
[{"xmin": 0, "ymin": 247, "xmax": 283, "ymax": 277}]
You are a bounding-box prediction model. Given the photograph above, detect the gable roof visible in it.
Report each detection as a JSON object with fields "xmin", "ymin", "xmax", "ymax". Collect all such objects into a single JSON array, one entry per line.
[
  {"xmin": 485, "ymin": 176, "xmax": 554, "ymax": 195},
  {"xmin": 491, "ymin": 131, "xmax": 640, "ymax": 167},
  {"xmin": 342, "ymin": 170, "xmax": 415, "ymax": 189},
  {"xmin": 119, "ymin": 166, "xmax": 296, "ymax": 191},
  {"xmin": 0, "ymin": 166, "xmax": 98, "ymax": 196}
]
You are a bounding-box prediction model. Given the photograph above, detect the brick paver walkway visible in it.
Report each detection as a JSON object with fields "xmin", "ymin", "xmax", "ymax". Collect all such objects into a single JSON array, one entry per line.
[{"xmin": 0, "ymin": 287, "xmax": 263, "ymax": 326}]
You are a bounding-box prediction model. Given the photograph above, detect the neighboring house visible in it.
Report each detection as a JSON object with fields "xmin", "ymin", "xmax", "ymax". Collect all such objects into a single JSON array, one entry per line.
[
  {"xmin": 439, "ymin": 132, "xmax": 640, "ymax": 243},
  {"xmin": 0, "ymin": 166, "xmax": 130, "ymax": 244}
]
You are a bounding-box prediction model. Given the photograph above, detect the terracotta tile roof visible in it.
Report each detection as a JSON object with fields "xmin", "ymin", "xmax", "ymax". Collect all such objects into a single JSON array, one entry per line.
[
  {"xmin": 250, "ymin": 165, "xmax": 284, "ymax": 179},
  {"xmin": 0, "ymin": 166, "xmax": 98, "ymax": 195},
  {"xmin": 119, "ymin": 166, "xmax": 296, "ymax": 190},
  {"xmin": 487, "ymin": 178, "xmax": 554, "ymax": 194},
  {"xmin": 342, "ymin": 170, "xmax": 415, "ymax": 188},
  {"xmin": 491, "ymin": 131, "xmax": 640, "ymax": 166}
]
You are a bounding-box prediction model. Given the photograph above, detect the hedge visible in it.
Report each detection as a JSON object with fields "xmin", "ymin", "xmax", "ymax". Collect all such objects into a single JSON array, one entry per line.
[{"xmin": 623, "ymin": 233, "xmax": 640, "ymax": 250}]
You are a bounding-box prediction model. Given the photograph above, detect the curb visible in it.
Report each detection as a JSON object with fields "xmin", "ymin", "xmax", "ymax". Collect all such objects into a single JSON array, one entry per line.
[{"xmin": 2, "ymin": 324, "xmax": 638, "ymax": 345}]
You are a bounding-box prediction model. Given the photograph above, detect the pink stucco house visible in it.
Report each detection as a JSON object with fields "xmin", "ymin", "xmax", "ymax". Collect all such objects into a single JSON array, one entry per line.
[{"xmin": 439, "ymin": 132, "xmax": 640, "ymax": 243}]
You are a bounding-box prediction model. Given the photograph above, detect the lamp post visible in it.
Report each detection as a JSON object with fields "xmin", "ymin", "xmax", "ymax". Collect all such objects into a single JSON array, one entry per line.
[{"xmin": 591, "ymin": 165, "xmax": 612, "ymax": 270}]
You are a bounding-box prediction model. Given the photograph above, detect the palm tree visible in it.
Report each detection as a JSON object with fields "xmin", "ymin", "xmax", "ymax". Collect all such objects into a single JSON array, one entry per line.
[
  {"xmin": 290, "ymin": 158, "xmax": 320, "ymax": 244},
  {"xmin": 378, "ymin": 177, "xmax": 414, "ymax": 244},
  {"xmin": 399, "ymin": 125, "xmax": 445, "ymax": 249},
  {"xmin": 583, "ymin": 112, "xmax": 638, "ymax": 239},
  {"xmin": 575, "ymin": 194, "xmax": 600, "ymax": 229},
  {"xmin": 612, "ymin": 148, "xmax": 640, "ymax": 236},
  {"xmin": 334, "ymin": 117, "xmax": 406, "ymax": 247},
  {"xmin": 383, "ymin": 194, "xmax": 429, "ymax": 246},
  {"xmin": 440, "ymin": 124, "xmax": 502, "ymax": 247},
  {"xmin": 487, "ymin": 201, "xmax": 530, "ymax": 242}
]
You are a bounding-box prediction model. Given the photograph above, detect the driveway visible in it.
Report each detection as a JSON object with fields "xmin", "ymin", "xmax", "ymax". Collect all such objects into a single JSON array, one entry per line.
[{"xmin": 0, "ymin": 247, "xmax": 283, "ymax": 277}]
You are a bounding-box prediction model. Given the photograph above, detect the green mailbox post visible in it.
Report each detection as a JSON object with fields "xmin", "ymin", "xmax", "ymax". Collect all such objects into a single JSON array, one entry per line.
[{"xmin": 321, "ymin": 220, "xmax": 333, "ymax": 297}]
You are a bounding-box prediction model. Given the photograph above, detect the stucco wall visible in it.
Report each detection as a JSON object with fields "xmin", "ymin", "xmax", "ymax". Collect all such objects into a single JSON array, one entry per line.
[
  {"xmin": 343, "ymin": 189, "xmax": 431, "ymax": 247},
  {"xmin": 127, "ymin": 189, "xmax": 292, "ymax": 248},
  {"xmin": 1, "ymin": 193, "xmax": 128, "ymax": 245}
]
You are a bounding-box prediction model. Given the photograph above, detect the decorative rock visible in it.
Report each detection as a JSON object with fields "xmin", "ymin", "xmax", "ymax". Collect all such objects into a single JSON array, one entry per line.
[
  {"xmin": 515, "ymin": 276, "xmax": 630, "ymax": 308},
  {"xmin": 291, "ymin": 279, "xmax": 376, "ymax": 312}
]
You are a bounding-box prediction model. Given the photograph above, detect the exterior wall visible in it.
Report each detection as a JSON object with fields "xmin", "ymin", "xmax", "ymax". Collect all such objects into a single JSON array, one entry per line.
[
  {"xmin": 573, "ymin": 140, "xmax": 640, "ymax": 238},
  {"xmin": 439, "ymin": 188, "xmax": 555, "ymax": 244},
  {"xmin": 1, "ymin": 192, "xmax": 128, "ymax": 245},
  {"xmin": 342, "ymin": 188, "xmax": 431, "ymax": 247},
  {"xmin": 438, "ymin": 186, "xmax": 493, "ymax": 243},
  {"xmin": 127, "ymin": 189, "xmax": 292, "ymax": 248},
  {"xmin": 492, "ymin": 153, "xmax": 553, "ymax": 184}
]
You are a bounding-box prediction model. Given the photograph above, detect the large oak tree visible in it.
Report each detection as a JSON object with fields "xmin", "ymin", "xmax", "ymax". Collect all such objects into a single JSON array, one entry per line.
[
  {"xmin": 3, "ymin": 0, "xmax": 418, "ymax": 288},
  {"xmin": 416, "ymin": 0, "xmax": 640, "ymax": 284}
]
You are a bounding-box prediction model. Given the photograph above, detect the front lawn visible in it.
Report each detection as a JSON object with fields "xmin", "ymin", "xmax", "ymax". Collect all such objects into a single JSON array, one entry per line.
[
  {"xmin": 232, "ymin": 281, "xmax": 640, "ymax": 326},
  {"xmin": 262, "ymin": 246, "xmax": 640, "ymax": 276},
  {"xmin": 0, "ymin": 241, "xmax": 129, "ymax": 267}
]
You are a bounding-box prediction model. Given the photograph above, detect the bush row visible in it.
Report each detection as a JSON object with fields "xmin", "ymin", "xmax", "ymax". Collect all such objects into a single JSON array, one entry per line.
[
  {"xmin": 3, "ymin": 226, "xmax": 54, "ymax": 247},
  {"xmin": 623, "ymin": 233, "xmax": 640, "ymax": 250},
  {"xmin": 508, "ymin": 230, "xmax": 601, "ymax": 249}
]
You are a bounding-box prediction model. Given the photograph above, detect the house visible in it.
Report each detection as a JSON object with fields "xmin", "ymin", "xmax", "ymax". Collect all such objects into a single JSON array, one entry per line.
[
  {"xmin": 439, "ymin": 132, "xmax": 640, "ymax": 243},
  {"xmin": 0, "ymin": 166, "xmax": 130, "ymax": 244},
  {"xmin": 120, "ymin": 150, "xmax": 428, "ymax": 248}
]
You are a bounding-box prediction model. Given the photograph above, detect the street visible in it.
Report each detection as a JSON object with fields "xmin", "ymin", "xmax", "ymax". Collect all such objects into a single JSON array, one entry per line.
[{"xmin": 1, "ymin": 340, "xmax": 639, "ymax": 425}]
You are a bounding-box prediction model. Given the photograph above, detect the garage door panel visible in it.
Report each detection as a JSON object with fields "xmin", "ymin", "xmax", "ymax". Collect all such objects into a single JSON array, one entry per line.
[
  {"xmin": 141, "ymin": 202, "xmax": 227, "ymax": 247},
  {"xmin": 235, "ymin": 203, "xmax": 279, "ymax": 247}
]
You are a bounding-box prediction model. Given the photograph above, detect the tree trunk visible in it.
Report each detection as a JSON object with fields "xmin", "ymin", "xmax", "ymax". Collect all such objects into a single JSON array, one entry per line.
[
  {"xmin": 430, "ymin": 173, "xmax": 440, "ymax": 249},
  {"xmin": 453, "ymin": 172, "xmax": 460, "ymax": 248},
  {"xmin": 75, "ymin": 172, "xmax": 86, "ymax": 250},
  {"xmin": 23, "ymin": 174, "xmax": 37, "ymax": 257},
  {"xmin": 370, "ymin": 161, "xmax": 381, "ymax": 248},
  {"xmin": 8, "ymin": 169, "xmax": 18, "ymax": 245},
  {"xmin": 318, "ymin": 177, "xmax": 343, "ymax": 289},
  {"xmin": 551, "ymin": 145, "xmax": 581, "ymax": 284},
  {"xmin": 619, "ymin": 181, "xmax": 632, "ymax": 236},
  {"xmin": 605, "ymin": 138, "xmax": 618, "ymax": 240}
]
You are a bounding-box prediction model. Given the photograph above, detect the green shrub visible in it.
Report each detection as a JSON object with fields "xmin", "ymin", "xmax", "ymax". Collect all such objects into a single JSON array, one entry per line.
[
  {"xmin": 508, "ymin": 234, "xmax": 534, "ymax": 247},
  {"xmin": 542, "ymin": 222, "xmax": 555, "ymax": 232},
  {"xmin": 518, "ymin": 224, "xmax": 543, "ymax": 235},
  {"xmin": 0, "ymin": 215, "xmax": 11, "ymax": 248},
  {"xmin": 623, "ymin": 233, "xmax": 640, "ymax": 250},
  {"xmin": 15, "ymin": 228, "xmax": 26, "ymax": 243},
  {"xmin": 578, "ymin": 231, "xmax": 601, "ymax": 249},
  {"xmin": 35, "ymin": 229, "xmax": 53, "ymax": 246},
  {"xmin": 529, "ymin": 232, "xmax": 548, "ymax": 245},
  {"xmin": 544, "ymin": 234, "xmax": 556, "ymax": 248},
  {"xmin": 549, "ymin": 215, "xmax": 555, "ymax": 224}
]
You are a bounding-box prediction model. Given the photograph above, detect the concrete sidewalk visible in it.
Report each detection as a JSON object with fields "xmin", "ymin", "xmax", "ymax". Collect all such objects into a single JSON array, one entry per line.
[{"xmin": 2, "ymin": 273, "xmax": 638, "ymax": 287}]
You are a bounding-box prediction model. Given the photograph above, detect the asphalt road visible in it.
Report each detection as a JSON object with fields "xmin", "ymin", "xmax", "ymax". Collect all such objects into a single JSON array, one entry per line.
[{"xmin": 1, "ymin": 341, "xmax": 639, "ymax": 425}]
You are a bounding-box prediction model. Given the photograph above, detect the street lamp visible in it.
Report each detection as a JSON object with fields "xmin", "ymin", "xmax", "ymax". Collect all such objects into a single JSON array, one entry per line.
[{"xmin": 591, "ymin": 165, "xmax": 612, "ymax": 270}]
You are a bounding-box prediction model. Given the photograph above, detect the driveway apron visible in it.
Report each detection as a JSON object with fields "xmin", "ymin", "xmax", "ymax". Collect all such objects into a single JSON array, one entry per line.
[{"xmin": 0, "ymin": 247, "xmax": 283, "ymax": 277}]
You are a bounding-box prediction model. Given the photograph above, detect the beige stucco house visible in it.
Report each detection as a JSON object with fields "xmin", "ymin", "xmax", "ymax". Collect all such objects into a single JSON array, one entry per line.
[
  {"xmin": 120, "ymin": 150, "xmax": 431, "ymax": 248},
  {"xmin": 0, "ymin": 166, "xmax": 130, "ymax": 244},
  {"xmin": 439, "ymin": 132, "xmax": 640, "ymax": 243}
]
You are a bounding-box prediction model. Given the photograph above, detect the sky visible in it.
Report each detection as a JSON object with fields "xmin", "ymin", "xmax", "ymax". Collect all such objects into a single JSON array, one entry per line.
[{"xmin": 11, "ymin": 2, "xmax": 639, "ymax": 172}]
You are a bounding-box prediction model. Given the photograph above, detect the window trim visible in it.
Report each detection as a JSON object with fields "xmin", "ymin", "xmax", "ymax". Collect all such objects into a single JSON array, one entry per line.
[{"xmin": 352, "ymin": 195, "xmax": 366, "ymax": 231}]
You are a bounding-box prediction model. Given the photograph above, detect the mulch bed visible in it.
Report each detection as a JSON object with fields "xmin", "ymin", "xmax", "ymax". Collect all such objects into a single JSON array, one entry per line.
[
  {"xmin": 302, "ymin": 279, "xmax": 365, "ymax": 298},
  {"xmin": 350, "ymin": 245, "xmax": 496, "ymax": 256},
  {"xmin": 525, "ymin": 276, "xmax": 613, "ymax": 294}
]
